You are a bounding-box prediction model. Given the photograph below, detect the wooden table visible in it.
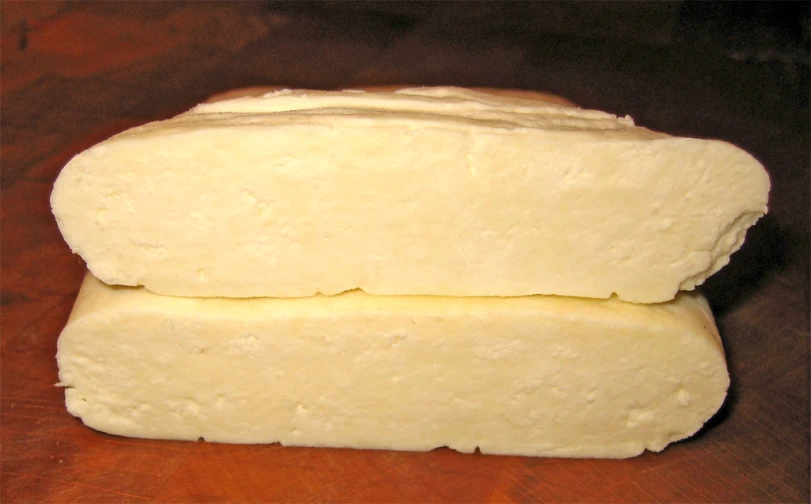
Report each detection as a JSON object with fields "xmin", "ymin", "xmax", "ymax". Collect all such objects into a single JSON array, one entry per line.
[{"xmin": 2, "ymin": 2, "xmax": 808, "ymax": 502}]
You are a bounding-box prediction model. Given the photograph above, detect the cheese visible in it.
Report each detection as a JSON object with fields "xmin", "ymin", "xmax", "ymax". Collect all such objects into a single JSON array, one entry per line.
[
  {"xmin": 57, "ymin": 273, "xmax": 729, "ymax": 458},
  {"xmin": 50, "ymin": 86, "xmax": 770, "ymax": 302}
]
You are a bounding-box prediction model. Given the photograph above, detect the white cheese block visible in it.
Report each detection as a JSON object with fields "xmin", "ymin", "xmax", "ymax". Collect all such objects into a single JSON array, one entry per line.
[
  {"xmin": 50, "ymin": 87, "xmax": 770, "ymax": 302},
  {"xmin": 57, "ymin": 273, "xmax": 729, "ymax": 458}
]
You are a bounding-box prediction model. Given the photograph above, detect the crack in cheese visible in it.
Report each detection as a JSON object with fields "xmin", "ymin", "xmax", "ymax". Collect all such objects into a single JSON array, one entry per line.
[
  {"xmin": 50, "ymin": 87, "xmax": 770, "ymax": 302},
  {"xmin": 57, "ymin": 273, "xmax": 729, "ymax": 458}
]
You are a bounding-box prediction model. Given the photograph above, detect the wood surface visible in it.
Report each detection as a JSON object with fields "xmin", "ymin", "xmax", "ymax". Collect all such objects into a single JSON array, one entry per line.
[{"xmin": 1, "ymin": 2, "xmax": 808, "ymax": 502}]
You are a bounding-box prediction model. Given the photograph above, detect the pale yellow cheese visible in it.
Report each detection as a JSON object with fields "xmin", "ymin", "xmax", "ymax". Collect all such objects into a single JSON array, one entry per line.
[
  {"xmin": 50, "ymin": 87, "xmax": 770, "ymax": 302},
  {"xmin": 57, "ymin": 273, "xmax": 729, "ymax": 458}
]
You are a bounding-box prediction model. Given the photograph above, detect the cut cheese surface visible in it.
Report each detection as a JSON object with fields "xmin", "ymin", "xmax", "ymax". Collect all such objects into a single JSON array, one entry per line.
[
  {"xmin": 50, "ymin": 86, "xmax": 770, "ymax": 302},
  {"xmin": 57, "ymin": 273, "xmax": 729, "ymax": 458}
]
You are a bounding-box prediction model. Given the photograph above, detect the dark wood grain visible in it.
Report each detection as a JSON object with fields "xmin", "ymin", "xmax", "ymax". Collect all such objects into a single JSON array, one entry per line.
[{"xmin": 2, "ymin": 2, "xmax": 808, "ymax": 502}]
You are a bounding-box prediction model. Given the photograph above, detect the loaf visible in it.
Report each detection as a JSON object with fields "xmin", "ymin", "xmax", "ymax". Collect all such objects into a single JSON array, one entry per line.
[
  {"xmin": 51, "ymin": 87, "xmax": 770, "ymax": 302},
  {"xmin": 57, "ymin": 273, "xmax": 729, "ymax": 458}
]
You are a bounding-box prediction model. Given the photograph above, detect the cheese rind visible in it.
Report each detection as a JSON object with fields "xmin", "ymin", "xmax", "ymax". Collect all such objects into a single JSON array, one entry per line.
[
  {"xmin": 50, "ymin": 87, "xmax": 770, "ymax": 302},
  {"xmin": 57, "ymin": 273, "xmax": 729, "ymax": 458}
]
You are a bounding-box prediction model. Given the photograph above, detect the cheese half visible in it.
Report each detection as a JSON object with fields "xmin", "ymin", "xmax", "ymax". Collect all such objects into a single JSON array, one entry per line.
[
  {"xmin": 57, "ymin": 273, "xmax": 729, "ymax": 458},
  {"xmin": 50, "ymin": 87, "xmax": 770, "ymax": 302}
]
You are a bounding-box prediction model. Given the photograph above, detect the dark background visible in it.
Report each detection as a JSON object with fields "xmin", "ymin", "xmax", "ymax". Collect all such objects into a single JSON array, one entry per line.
[{"xmin": 2, "ymin": 2, "xmax": 809, "ymax": 502}]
